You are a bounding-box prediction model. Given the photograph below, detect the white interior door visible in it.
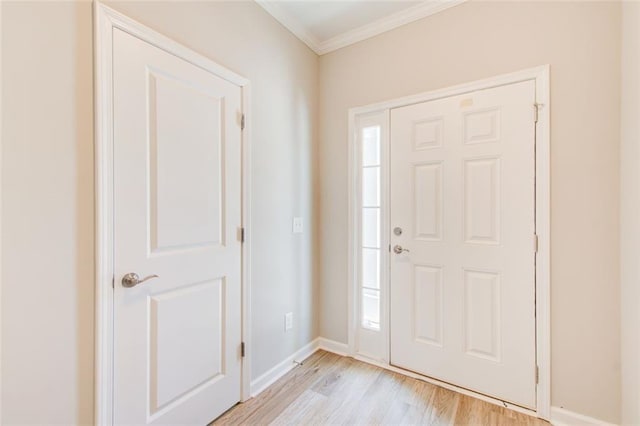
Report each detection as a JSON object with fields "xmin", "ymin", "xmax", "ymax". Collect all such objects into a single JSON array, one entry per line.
[
  {"xmin": 113, "ymin": 28, "xmax": 243, "ymax": 425},
  {"xmin": 389, "ymin": 81, "xmax": 537, "ymax": 408}
]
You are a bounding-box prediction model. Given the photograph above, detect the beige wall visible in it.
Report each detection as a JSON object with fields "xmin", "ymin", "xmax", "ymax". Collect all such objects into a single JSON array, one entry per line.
[
  {"xmin": 318, "ymin": 1, "xmax": 621, "ymax": 422},
  {"xmin": 2, "ymin": 2, "xmax": 94, "ymax": 423},
  {"xmin": 1, "ymin": 1, "xmax": 318, "ymax": 423},
  {"xmin": 620, "ymin": 2, "xmax": 640, "ymax": 425}
]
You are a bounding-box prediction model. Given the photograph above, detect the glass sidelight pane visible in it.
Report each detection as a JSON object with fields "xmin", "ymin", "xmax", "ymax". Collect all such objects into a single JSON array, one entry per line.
[
  {"xmin": 362, "ymin": 208, "xmax": 380, "ymax": 248},
  {"xmin": 362, "ymin": 288, "xmax": 380, "ymax": 330},
  {"xmin": 362, "ymin": 166, "xmax": 380, "ymax": 207},
  {"xmin": 360, "ymin": 120, "xmax": 382, "ymax": 334},
  {"xmin": 362, "ymin": 126, "xmax": 380, "ymax": 166},
  {"xmin": 362, "ymin": 248, "xmax": 380, "ymax": 290}
]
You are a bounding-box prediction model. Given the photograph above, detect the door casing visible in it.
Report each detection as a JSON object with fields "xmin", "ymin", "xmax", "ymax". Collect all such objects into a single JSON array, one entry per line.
[
  {"xmin": 347, "ymin": 66, "xmax": 550, "ymax": 420},
  {"xmin": 94, "ymin": 4, "xmax": 253, "ymax": 425}
]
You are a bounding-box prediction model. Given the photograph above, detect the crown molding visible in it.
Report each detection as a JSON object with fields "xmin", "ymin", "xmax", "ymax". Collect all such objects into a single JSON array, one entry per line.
[
  {"xmin": 256, "ymin": 0, "xmax": 468, "ymax": 56},
  {"xmin": 254, "ymin": 0, "xmax": 321, "ymax": 53},
  {"xmin": 317, "ymin": 0, "xmax": 467, "ymax": 55}
]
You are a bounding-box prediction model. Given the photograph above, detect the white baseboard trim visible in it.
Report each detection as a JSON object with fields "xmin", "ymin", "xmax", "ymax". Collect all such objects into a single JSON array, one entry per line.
[
  {"xmin": 550, "ymin": 407, "xmax": 617, "ymax": 426},
  {"xmin": 317, "ymin": 337, "xmax": 350, "ymax": 356},
  {"xmin": 250, "ymin": 338, "xmax": 320, "ymax": 397}
]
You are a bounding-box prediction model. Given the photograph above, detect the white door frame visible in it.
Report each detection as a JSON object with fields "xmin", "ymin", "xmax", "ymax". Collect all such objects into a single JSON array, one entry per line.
[
  {"xmin": 94, "ymin": 4, "xmax": 252, "ymax": 424},
  {"xmin": 347, "ymin": 66, "xmax": 550, "ymax": 420},
  {"xmin": 0, "ymin": 2, "xmax": 4, "ymax": 421}
]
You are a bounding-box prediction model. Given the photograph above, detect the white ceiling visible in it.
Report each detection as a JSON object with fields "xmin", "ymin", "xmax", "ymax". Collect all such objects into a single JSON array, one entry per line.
[{"xmin": 256, "ymin": 0, "xmax": 466, "ymax": 55}]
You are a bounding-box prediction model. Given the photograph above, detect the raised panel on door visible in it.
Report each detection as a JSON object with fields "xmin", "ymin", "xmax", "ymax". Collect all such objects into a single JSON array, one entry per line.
[
  {"xmin": 390, "ymin": 80, "xmax": 536, "ymax": 409},
  {"xmin": 149, "ymin": 280, "xmax": 225, "ymax": 413},
  {"xmin": 149, "ymin": 71, "xmax": 225, "ymax": 252},
  {"xmin": 413, "ymin": 265, "xmax": 443, "ymax": 347},
  {"xmin": 113, "ymin": 27, "xmax": 242, "ymax": 425},
  {"xmin": 414, "ymin": 163, "xmax": 443, "ymax": 241},
  {"xmin": 463, "ymin": 269, "xmax": 501, "ymax": 362},
  {"xmin": 464, "ymin": 157, "xmax": 501, "ymax": 245}
]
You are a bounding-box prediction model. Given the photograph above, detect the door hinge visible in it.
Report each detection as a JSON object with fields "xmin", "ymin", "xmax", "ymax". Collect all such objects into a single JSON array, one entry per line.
[
  {"xmin": 535, "ymin": 365, "xmax": 539, "ymax": 384},
  {"xmin": 241, "ymin": 114, "xmax": 245, "ymax": 130},
  {"xmin": 241, "ymin": 342, "xmax": 246, "ymax": 358},
  {"xmin": 534, "ymin": 234, "xmax": 539, "ymax": 253},
  {"xmin": 534, "ymin": 103, "xmax": 540, "ymax": 123},
  {"xmin": 240, "ymin": 227, "xmax": 245, "ymax": 243}
]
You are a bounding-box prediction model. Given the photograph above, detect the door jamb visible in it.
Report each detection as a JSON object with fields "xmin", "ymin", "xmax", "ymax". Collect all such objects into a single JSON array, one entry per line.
[
  {"xmin": 347, "ymin": 65, "xmax": 551, "ymax": 420},
  {"xmin": 94, "ymin": 4, "xmax": 253, "ymax": 424},
  {"xmin": 0, "ymin": 2, "xmax": 4, "ymax": 420}
]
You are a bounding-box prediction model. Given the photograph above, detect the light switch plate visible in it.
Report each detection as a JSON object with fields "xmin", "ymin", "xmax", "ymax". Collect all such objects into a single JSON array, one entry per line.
[
  {"xmin": 293, "ymin": 217, "xmax": 303, "ymax": 234},
  {"xmin": 285, "ymin": 312, "xmax": 293, "ymax": 331}
]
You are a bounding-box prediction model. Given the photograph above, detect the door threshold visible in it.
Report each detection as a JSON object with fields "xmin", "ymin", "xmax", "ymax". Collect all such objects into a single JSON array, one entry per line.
[{"xmin": 349, "ymin": 352, "xmax": 539, "ymax": 419}]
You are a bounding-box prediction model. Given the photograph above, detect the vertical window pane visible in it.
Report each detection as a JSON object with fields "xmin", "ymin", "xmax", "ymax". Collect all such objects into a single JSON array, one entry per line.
[
  {"xmin": 362, "ymin": 248, "xmax": 380, "ymax": 290},
  {"xmin": 362, "ymin": 288, "xmax": 380, "ymax": 330},
  {"xmin": 361, "ymin": 122, "xmax": 382, "ymax": 332},
  {"xmin": 362, "ymin": 126, "xmax": 380, "ymax": 166},
  {"xmin": 362, "ymin": 208, "xmax": 380, "ymax": 248},
  {"xmin": 362, "ymin": 167, "xmax": 380, "ymax": 207}
]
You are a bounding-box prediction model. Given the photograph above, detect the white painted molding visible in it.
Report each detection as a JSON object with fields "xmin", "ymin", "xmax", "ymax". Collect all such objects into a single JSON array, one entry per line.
[
  {"xmin": 550, "ymin": 407, "xmax": 618, "ymax": 426},
  {"xmin": 348, "ymin": 111, "xmax": 390, "ymax": 363},
  {"xmin": 94, "ymin": 3, "xmax": 251, "ymax": 424},
  {"xmin": 241, "ymin": 84, "xmax": 253, "ymax": 403},
  {"xmin": 347, "ymin": 65, "xmax": 551, "ymax": 420},
  {"xmin": 255, "ymin": 0, "xmax": 467, "ymax": 56},
  {"xmin": 318, "ymin": 337, "xmax": 350, "ymax": 357},
  {"xmin": 250, "ymin": 338, "xmax": 320, "ymax": 397},
  {"xmin": 254, "ymin": 0, "xmax": 321, "ymax": 53},
  {"xmin": 0, "ymin": 0, "xmax": 4, "ymax": 421},
  {"xmin": 316, "ymin": 0, "xmax": 467, "ymax": 55}
]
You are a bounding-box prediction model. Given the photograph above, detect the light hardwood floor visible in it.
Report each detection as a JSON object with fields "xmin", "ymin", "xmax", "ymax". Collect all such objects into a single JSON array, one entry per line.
[{"xmin": 213, "ymin": 350, "xmax": 549, "ymax": 425}]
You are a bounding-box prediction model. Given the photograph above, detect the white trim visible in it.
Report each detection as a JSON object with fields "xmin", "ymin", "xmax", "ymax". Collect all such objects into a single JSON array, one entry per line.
[
  {"xmin": 316, "ymin": 0, "xmax": 467, "ymax": 55},
  {"xmin": 241, "ymin": 85, "xmax": 253, "ymax": 403},
  {"xmin": 347, "ymin": 110, "xmax": 357, "ymax": 357},
  {"xmin": 550, "ymin": 407, "xmax": 618, "ymax": 426},
  {"xmin": 94, "ymin": 4, "xmax": 251, "ymax": 424},
  {"xmin": 256, "ymin": 0, "xmax": 467, "ymax": 56},
  {"xmin": 254, "ymin": 0, "xmax": 321, "ymax": 53},
  {"xmin": 347, "ymin": 65, "xmax": 551, "ymax": 420},
  {"xmin": 0, "ymin": 0, "xmax": 4, "ymax": 421},
  {"xmin": 534, "ymin": 66, "xmax": 552, "ymax": 422},
  {"xmin": 250, "ymin": 339, "xmax": 321, "ymax": 397},
  {"xmin": 318, "ymin": 337, "xmax": 350, "ymax": 357},
  {"xmin": 349, "ymin": 112, "xmax": 390, "ymax": 362}
]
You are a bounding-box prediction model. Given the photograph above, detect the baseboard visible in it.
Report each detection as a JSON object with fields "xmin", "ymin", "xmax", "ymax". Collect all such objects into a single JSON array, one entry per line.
[
  {"xmin": 550, "ymin": 407, "xmax": 617, "ymax": 426},
  {"xmin": 317, "ymin": 337, "xmax": 350, "ymax": 356},
  {"xmin": 250, "ymin": 338, "xmax": 320, "ymax": 397}
]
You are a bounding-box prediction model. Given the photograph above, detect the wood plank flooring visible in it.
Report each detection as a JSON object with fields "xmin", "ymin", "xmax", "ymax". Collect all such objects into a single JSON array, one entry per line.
[{"xmin": 213, "ymin": 350, "xmax": 549, "ymax": 426}]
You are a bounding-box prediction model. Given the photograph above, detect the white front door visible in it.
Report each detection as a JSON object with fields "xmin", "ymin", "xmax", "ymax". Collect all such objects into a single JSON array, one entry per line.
[
  {"xmin": 112, "ymin": 28, "xmax": 243, "ymax": 425},
  {"xmin": 389, "ymin": 81, "xmax": 537, "ymax": 408}
]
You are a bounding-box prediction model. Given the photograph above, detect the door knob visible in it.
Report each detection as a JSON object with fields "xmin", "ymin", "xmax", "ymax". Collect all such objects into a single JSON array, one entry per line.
[
  {"xmin": 122, "ymin": 272, "xmax": 159, "ymax": 288},
  {"xmin": 393, "ymin": 245, "xmax": 410, "ymax": 254}
]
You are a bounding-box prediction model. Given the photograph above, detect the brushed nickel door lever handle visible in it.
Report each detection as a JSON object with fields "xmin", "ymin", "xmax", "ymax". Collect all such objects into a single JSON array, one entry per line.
[
  {"xmin": 393, "ymin": 245, "xmax": 410, "ymax": 254},
  {"xmin": 122, "ymin": 272, "xmax": 159, "ymax": 288}
]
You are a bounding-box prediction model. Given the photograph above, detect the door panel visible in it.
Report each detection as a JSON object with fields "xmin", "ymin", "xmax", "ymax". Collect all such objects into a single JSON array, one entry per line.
[
  {"xmin": 113, "ymin": 28, "xmax": 242, "ymax": 425},
  {"xmin": 389, "ymin": 81, "xmax": 536, "ymax": 408}
]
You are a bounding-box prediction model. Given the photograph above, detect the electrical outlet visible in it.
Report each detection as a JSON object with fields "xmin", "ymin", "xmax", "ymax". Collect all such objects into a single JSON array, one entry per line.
[
  {"xmin": 285, "ymin": 312, "xmax": 293, "ymax": 331},
  {"xmin": 293, "ymin": 217, "xmax": 303, "ymax": 234}
]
